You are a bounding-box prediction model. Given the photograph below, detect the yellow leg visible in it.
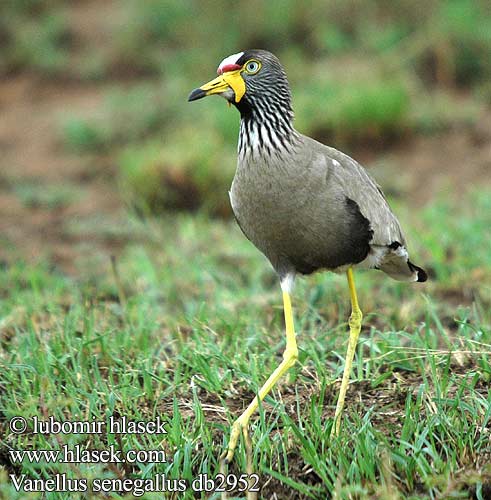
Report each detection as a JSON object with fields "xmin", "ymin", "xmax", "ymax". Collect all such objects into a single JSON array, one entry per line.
[
  {"xmin": 221, "ymin": 290, "xmax": 298, "ymax": 463},
  {"xmin": 331, "ymin": 267, "xmax": 363, "ymax": 437}
]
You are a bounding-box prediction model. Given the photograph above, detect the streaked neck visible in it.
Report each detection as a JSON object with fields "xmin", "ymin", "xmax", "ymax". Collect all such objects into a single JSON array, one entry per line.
[{"xmin": 237, "ymin": 95, "xmax": 299, "ymax": 159}]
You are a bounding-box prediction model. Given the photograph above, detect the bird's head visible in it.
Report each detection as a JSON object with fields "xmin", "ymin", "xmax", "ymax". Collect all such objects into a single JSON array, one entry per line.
[{"xmin": 188, "ymin": 49, "xmax": 291, "ymax": 114}]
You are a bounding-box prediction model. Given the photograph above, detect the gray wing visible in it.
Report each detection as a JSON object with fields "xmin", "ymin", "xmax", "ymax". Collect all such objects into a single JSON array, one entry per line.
[
  {"xmin": 303, "ymin": 137, "xmax": 426, "ymax": 281},
  {"xmin": 306, "ymin": 137, "xmax": 406, "ymax": 247}
]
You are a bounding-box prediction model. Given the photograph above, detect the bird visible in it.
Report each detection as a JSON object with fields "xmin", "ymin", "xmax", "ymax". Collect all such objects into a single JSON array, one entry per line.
[{"xmin": 188, "ymin": 49, "xmax": 427, "ymax": 464}]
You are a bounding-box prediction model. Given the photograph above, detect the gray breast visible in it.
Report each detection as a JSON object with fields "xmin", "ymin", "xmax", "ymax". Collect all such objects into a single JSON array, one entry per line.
[{"xmin": 229, "ymin": 147, "xmax": 373, "ymax": 279}]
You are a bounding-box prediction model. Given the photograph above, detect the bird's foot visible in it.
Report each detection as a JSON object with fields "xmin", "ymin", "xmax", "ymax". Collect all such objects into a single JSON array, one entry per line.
[
  {"xmin": 219, "ymin": 417, "xmax": 257, "ymax": 499},
  {"xmin": 220, "ymin": 414, "xmax": 250, "ymax": 464},
  {"xmin": 330, "ymin": 412, "xmax": 341, "ymax": 438}
]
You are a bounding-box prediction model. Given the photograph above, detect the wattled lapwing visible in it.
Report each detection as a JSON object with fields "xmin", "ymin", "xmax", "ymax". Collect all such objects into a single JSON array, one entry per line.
[{"xmin": 188, "ymin": 49, "xmax": 427, "ymax": 463}]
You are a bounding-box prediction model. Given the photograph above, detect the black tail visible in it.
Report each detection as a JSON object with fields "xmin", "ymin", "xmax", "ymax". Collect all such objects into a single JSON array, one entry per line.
[{"xmin": 408, "ymin": 261, "xmax": 428, "ymax": 282}]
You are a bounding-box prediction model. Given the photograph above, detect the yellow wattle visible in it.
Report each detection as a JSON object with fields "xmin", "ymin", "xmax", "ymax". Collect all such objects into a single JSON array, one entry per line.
[
  {"xmin": 197, "ymin": 69, "xmax": 246, "ymax": 103},
  {"xmin": 222, "ymin": 71, "xmax": 246, "ymax": 103}
]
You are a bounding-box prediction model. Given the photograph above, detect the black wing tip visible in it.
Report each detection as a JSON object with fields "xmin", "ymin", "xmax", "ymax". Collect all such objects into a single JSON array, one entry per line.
[{"xmin": 408, "ymin": 260, "xmax": 428, "ymax": 282}]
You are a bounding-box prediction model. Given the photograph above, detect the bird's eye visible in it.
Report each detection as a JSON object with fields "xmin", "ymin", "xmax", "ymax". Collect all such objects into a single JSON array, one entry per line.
[{"xmin": 245, "ymin": 60, "xmax": 260, "ymax": 74}]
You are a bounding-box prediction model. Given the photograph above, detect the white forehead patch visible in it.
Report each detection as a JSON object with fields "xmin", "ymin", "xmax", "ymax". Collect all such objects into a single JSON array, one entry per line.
[{"xmin": 218, "ymin": 51, "xmax": 244, "ymax": 71}]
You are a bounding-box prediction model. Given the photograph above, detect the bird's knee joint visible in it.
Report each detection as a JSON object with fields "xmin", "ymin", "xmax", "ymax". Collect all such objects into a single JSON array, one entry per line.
[
  {"xmin": 283, "ymin": 347, "xmax": 298, "ymax": 365},
  {"xmin": 349, "ymin": 309, "xmax": 362, "ymax": 329}
]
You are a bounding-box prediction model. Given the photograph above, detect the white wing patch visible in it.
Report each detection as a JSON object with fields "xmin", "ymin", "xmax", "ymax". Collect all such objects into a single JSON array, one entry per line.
[{"xmin": 218, "ymin": 52, "xmax": 244, "ymax": 72}]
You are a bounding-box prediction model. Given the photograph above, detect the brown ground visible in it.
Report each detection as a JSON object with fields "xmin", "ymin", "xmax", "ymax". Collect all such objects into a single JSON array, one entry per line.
[
  {"xmin": 160, "ymin": 363, "xmax": 491, "ymax": 499},
  {"xmin": 1, "ymin": 73, "xmax": 490, "ymax": 273},
  {"xmin": 0, "ymin": 75, "xmax": 123, "ymax": 271}
]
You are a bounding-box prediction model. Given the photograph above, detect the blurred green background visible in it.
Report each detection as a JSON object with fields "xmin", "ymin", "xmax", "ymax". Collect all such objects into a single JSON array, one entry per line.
[{"xmin": 1, "ymin": 2, "xmax": 491, "ymax": 499}]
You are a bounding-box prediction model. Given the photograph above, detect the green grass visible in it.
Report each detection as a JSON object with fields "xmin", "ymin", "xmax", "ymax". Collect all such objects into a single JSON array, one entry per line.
[
  {"xmin": 12, "ymin": 180, "xmax": 84, "ymax": 210},
  {"xmin": 0, "ymin": 6, "xmax": 70, "ymax": 75},
  {"xmin": 61, "ymin": 84, "xmax": 170, "ymax": 153},
  {"xmin": 2, "ymin": 1, "xmax": 490, "ymax": 497},
  {"xmin": 1, "ymin": 189, "xmax": 490, "ymax": 499}
]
